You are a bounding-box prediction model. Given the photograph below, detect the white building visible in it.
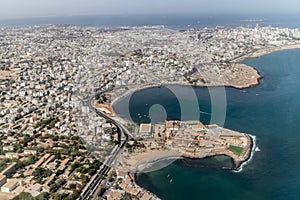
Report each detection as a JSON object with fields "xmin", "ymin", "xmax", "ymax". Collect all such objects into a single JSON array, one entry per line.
[{"xmin": 1, "ymin": 179, "xmax": 19, "ymax": 193}]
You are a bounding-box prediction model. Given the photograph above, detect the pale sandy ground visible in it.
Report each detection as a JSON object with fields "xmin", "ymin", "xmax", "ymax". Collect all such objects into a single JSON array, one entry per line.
[
  {"xmin": 232, "ymin": 44, "xmax": 300, "ymax": 62},
  {"xmin": 0, "ymin": 70, "xmax": 12, "ymax": 79},
  {"xmin": 111, "ymin": 44, "xmax": 300, "ymax": 108},
  {"xmin": 0, "ymin": 192, "xmax": 16, "ymax": 200},
  {"xmin": 111, "ymin": 43, "xmax": 299, "ymax": 171},
  {"xmin": 119, "ymin": 149, "xmax": 181, "ymax": 172},
  {"xmin": 219, "ymin": 63, "xmax": 261, "ymax": 89}
]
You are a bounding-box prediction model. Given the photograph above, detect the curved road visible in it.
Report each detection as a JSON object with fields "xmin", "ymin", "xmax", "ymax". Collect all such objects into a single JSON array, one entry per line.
[{"xmin": 79, "ymin": 90, "xmax": 130, "ymax": 200}]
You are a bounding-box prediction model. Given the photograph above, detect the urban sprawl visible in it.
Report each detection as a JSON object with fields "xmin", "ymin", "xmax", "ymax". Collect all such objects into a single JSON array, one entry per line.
[{"xmin": 1, "ymin": 25, "xmax": 300, "ymax": 200}]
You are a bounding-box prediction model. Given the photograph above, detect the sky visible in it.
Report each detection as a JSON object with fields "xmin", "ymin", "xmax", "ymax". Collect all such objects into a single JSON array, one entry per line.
[{"xmin": 0, "ymin": 0, "xmax": 299, "ymax": 19}]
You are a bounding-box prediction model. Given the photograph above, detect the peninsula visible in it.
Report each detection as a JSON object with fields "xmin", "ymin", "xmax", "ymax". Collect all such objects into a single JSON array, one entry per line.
[
  {"xmin": 1, "ymin": 24, "xmax": 300, "ymax": 199},
  {"xmin": 118, "ymin": 121, "xmax": 253, "ymax": 172}
]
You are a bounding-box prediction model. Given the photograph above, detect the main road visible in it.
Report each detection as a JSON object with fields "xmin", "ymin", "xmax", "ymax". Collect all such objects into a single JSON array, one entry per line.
[{"xmin": 79, "ymin": 89, "xmax": 130, "ymax": 200}]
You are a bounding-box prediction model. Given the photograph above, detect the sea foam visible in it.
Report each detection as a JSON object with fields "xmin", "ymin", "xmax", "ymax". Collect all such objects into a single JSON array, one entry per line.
[{"xmin": 234, "ymin": 134, "xmax": 258, "ymax": 173}]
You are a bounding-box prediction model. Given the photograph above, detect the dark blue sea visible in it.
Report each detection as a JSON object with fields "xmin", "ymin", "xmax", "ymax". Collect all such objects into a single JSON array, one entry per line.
[
  {"xmin": 113, "ymin": 49, "xmax": 300, "ymax": 199},
  {"xmin": 1, "ymin": 13, "xmax": 300, "ymax": 29},
  {"xmin": 4, "ymin": 13, "xmax": 300, "ymax": 200}
]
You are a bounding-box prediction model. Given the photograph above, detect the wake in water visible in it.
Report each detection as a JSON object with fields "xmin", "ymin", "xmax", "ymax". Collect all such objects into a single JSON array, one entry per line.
[
  {"xmin": 234, "ymin": 134, "xmax": 259, "ymax": 173},
  {"xmin": 199, "ymin": 111, "xmax": 210, "ymax": 115}
]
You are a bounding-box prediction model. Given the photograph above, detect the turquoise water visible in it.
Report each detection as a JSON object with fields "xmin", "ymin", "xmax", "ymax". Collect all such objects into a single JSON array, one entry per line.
[{"xmin": 113, "ymin": 49, "xmax": 300, "ymax": 200}]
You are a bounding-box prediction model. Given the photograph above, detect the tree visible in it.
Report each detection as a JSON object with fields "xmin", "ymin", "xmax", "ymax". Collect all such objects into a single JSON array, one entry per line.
[
  {"xmin": 71, "ymin": 162, "xmax": 80, "ymax": 172},
  {"xmin": 69, "ymin": 183, "xmax": 76, "ymax": 190},
  {"xmin": 35, "ymin": 192, "xmax": 48, "ymax": 200},
  {"xmin": 33, "ymin": 167, "xmax": 52, "ymax": 184},
  {"xmin": 12, "ymin": 192, "xmax": 34, "ymax": 200}
]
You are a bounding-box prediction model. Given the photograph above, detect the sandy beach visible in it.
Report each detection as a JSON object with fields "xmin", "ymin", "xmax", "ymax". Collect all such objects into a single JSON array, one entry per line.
[
  {"xmin": 232, "ymin": 44, "xmax": 300, "ymax": 62},
  {"xmin": 110, "ymin": 43, "xmax": 300, "ymax": 110},
  {"xmin": 110, "ymin": 43, "xmax": 300, "ymax": 178}
]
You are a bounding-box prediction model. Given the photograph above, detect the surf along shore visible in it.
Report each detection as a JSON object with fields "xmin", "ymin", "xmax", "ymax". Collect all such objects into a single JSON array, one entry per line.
[
  {"xmin": 103, "ymin": 43, "xmax": 300, "ymax": 197},
  {"xmin": 109, "ymin": 43, "xmax": 300, "ymax": 170}
]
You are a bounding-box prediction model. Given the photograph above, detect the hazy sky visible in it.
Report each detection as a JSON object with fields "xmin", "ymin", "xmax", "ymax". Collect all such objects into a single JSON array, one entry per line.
[{"xmin": 0, "ymin": 0, "xmax": 299, "ymax": 19}]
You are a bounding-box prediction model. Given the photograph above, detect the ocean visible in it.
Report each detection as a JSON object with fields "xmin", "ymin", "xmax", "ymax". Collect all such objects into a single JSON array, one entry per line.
[
  {"xmin": 3, "ymin": 13, "xmax": 300, "ymax": 200},
  {"xmin": 113, "ymin": 49, "xmax": 300, "ymax": 200},
  {"xmin": 1, "ymin": 13, "xmax": 300, "ymax": 29}
]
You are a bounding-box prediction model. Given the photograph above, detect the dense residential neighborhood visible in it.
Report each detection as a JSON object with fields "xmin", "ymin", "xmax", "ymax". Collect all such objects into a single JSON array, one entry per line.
[{"xmin": 1, "ymin": 24, "xmax": 300, "ymax": 199}]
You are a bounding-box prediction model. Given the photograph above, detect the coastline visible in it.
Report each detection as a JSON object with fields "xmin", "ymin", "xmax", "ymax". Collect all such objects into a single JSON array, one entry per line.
[
  {"xmin": 109, "ymin": 44, "xmax": 300, "ymax": 199},
  {"xmin": 234, "ymin": 134, "xmax": 257, "ymax": 172},
  {"xmin": 232, "ymin": 133, "xmax": 254, "ymax": 171},
  {"xmin": 111, "ymin": 43, "xmax": 300, "ymax": 111},
  {"xmin": 231, "ymin": 43, "xmax": 300, "ymax": 62},
  {"xmin": 109, "ymin": 44, "xmax": 284, "ymax": 170},
  {"xmin": 122, "ymin": 132, "xmax": 253, "ymax": 174}
]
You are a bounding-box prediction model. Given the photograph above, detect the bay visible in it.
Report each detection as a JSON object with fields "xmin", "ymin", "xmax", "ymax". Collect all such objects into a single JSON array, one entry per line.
[{"xmin": 113, "ymin": 49, "xmax": 300, "ymax": 200}]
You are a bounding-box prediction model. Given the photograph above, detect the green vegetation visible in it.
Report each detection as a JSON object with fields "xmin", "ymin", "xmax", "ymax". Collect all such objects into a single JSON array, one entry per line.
[
  {"xmin": 15, "ymin": 155, "xmax": 38, "ymax": 170},
  {"xmin": 51, "ymin": 190, "xmax": 80, "ymax": 200},
  {"xmin": 95, "ymin": 94, "xmax": 108, "ymax": 104},
  {"xmin": 75, "ymin": 159, "xmax": 102, "ymax": 176},
  {"xmin": 228, "ymin": 145, "xmax": 244, "ymax": 156},
  {"xmin": 12, "ymin": 192, "xmax": 34, "ymax": 200},
  {"xmin": 35, "ymin": 118, "xmax": 59, "ymax": 129},
  {"xmin": 35, "ymin": 193, "xmax": 48, "ymax": 200},
  {"xmin": 32, "ymin": 167, "xmax": 52, "ymax": 184},
  {"xmin": 0, "ymin": 158, "xmax": 10, "ymax": 171},
  {"xmin": 50, "ymin": 179, "xmax": 66, "ymax": 193},
  {"xmin": 22, "ymin": 134, "xmax": 34, "ymax": 147},
  {"xmin": 69, "ymin": 183, "xmax": 76, "ymax": 190}
]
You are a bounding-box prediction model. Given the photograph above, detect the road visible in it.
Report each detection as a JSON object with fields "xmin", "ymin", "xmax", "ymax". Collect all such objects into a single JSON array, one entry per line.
[{"xmin": 79, "ymin": 89, "xmax": 130, "ymax": 200}]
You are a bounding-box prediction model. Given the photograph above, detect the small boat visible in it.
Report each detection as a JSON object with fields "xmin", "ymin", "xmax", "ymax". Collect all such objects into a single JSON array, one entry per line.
[
  {"xmin": 170, "ymin": 179, "xmax": 173, "ymax": 183},
  {"xmin": 167, "ymin": 174, "xmax": 170, "ymax": 177}
]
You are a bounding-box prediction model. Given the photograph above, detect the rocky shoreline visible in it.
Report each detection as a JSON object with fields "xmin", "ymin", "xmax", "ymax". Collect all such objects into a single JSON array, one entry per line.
[{"xmin": 108, "ymin": 44, "xmax": 300, "ymax": 199}]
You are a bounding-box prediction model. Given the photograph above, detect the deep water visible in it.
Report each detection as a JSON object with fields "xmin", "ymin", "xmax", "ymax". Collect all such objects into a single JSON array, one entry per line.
[{"xmin": 113, "ymin": 49, "xmax": 300, "ymax": 200}]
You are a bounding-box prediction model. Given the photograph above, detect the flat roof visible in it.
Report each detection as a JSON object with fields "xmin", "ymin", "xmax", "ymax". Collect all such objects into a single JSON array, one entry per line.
[
  {"xmin": 1, "ymin": 162, "xmax": 17, "ymax": 175},
  {"xmin": 0, "ymin": 174, "xmax": 6, "ymax": 180},
  {"xmin": 139, "ymin": 123, "xmax": 151, "ymax": 133},
  {"xmin": 2, "ymin": 179, "xmax": 18, "ymax": 190}
]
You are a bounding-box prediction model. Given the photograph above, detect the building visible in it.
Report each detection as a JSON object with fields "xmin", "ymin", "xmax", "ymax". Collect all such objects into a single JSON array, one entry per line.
[
  {"xmin": 0, "ymin": 174, "xmax": 7, "ymax": 187},
  {"xmin": 33, "ymin": 153, "xmax": 51, "ymax": 168},
  {"xmin": 1, "ymin": 179, "xmax": 19, "ymax": 193},
  {"xmin": 139, "ymin": 123, "xmax": 152, "ymax": 137},
  {"xmin": 2, "ymin": 146, "xmax": 14, "ymax": 151},
  {"xmin": 116, "ymin": 171, "xmax": 127, "ymax": 180},
  {"xmin": 106, "ymin": 190, "xmax": 123, "ymax": 200},
  {"xmin": 23, "ymin": 150, "xmax": 37, "ymax": 156},
  {"xmin": 5, "ymin": 153, "xmax": 19, "ymax": 159},
  {"xmin": 165, "ymin": 121, "xmax": 179, "ymax": 131},
  {"xmin": 187, "ymin": 121, "xmax": 206, "ymax": 131},
  {"xmin": 24, "ymin": 183, "xmax": 42, "ymax": 197},
  {"xmin": 1, "ymin": 162, "xmax": 17, "ymax": 176}
]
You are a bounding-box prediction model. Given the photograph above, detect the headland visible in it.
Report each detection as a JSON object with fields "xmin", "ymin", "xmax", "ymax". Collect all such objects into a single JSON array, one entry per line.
[{"xmin": 117, "ymin": 121, "xmax": 253, "ymax": 173}]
